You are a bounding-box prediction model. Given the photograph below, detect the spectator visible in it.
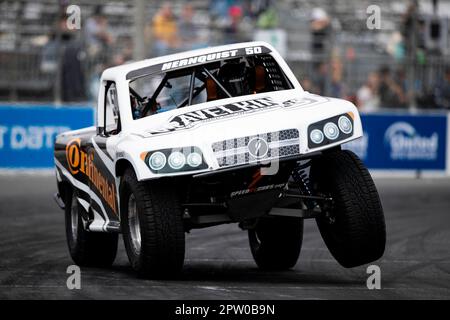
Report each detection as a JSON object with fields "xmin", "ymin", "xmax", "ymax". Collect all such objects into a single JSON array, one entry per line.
[
  {"xmin": 357, "ymin": 72, "xmax": 380, "ymax": 112},
  {"xmin": 112, "ymin": 37, "xmax": 133, "ymax": 66},
  {"xmin": 330, "ymin": 56, "xmax": 345, "ymax": 98},
  {"xmin": 249, "ymin": 0, "xmax": 271, "ymax": 19},
  {"xmin": 311, "ymin": 62, "xmax": 328, "ymax": 95},
  {"xmin": 310, "ymin": 7, "xmax": 331, "ymax": 65},
  {"xmin": 378, "ymin": 66, "xmax": 408, "ymax": 108},
  {"xmin": 41, "ymin": 15, "xmax": 85, "ymax": 102},
  {"xmin": 210, "ymin": 0, "xmax": 233, "ymax": 19},
  {"xmin": 401, "ymin": 0, "xmax": 420, "ymax": 55},
  {"xmin": 386, "ymin": 31, "xmax": 405, "ymax": 60},
  {"xmin": 84, "ymin": 6, "xmax": 114, "ymax": 101},
  {"xmin": 151, "ymin": 4, "xmax": 179, "ymax": 56},
  {"xmin": 434, "ymin": 66, "xmax": 450, "ymax": 109},
  {"xmin": 224, "ymin": 5, "xmax": 245, "ymax": 43},
  {"xmin": 179, "ymin": 4, "xmax": 203, "ymax": 50},
  {"xmin": 395, "ymin": 68, "xmax": 408, "ymax": 93},
  {"xmin": 85, "ymin": 6, "xmax": 114, "ymax": 58},
  {"xmin": 255, "ymin": 1, "xmax": 278, "ymax": 29}
]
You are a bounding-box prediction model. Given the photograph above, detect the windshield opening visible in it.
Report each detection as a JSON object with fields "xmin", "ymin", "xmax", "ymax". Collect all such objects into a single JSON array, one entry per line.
[{"xmin": 129, "ymin": 53, "xmax": 293, "ymax": 120}]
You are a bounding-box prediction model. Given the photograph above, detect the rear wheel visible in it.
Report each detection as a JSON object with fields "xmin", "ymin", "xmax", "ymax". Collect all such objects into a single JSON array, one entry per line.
[
  {"xmin": 120, "ymin": 168, "xmax": 185, "ymax": 278},
  {"xmin": 311, "ymin": 149, "xmax": 386, "ymax": 268},
  {"xmin": 65, "ymin": 189, "xmax": 118, "ymax": 267},
  {"xmin": 248, "ymin": 216, "xmax": 303, "ymax": 270}
]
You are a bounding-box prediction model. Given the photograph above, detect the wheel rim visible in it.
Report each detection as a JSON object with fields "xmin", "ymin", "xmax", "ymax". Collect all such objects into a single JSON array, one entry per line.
[
  {"xmin": 128, "ymin": 194, "xmax": 141, "ymax": 254},
  {"xmin": 70, "ymin": 195, "xmax": 79, "ymax": 242}
]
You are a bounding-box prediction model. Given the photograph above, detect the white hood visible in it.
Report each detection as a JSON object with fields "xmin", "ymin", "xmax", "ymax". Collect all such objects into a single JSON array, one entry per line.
[{"xmin": 132, "ymin": 91, "xmax": 334, "ymax": 136}]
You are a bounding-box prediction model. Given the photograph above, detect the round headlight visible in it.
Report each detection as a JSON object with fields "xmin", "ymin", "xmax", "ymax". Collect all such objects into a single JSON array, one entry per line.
[
  {"xmin": 168, "ymin": 152, "xmax": 186, "ymax": 170},
  {"xmin": 148, "ymin": 152, "xmax": 166, "ymax": 171},
  {"xmin": 187, "ymin": 152, "xmax": 202, "ymax": 168},
  {"xmin": 324, "ymin": 122, "xmax": 339, "ymax": 140},
  {"xmin": 338, "ymin": 116, "xmax": 353, "ymax": 134},
  {"xmin": 310, "ymin": 129, "xmax": 324, "ymax": 144}
]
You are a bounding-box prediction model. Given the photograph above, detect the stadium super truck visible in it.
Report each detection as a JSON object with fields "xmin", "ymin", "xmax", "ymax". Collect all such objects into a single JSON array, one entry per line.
[{"xmin": 54, "ymin": 42, "xmax": 386, "ymax": 278}]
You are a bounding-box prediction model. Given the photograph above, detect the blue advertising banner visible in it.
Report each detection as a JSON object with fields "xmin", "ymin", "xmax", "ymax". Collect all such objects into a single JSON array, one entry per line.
[
  {"xmin": 344, "ymin": 113, "xmax": 448, "ymax": 171},
  {"xmin": 0, "ymin": 105, "xmax": 448, "ymax": 172},
  {"xmin": 0, "ymin": 105, "xmax": 94, "ymax": 168}
]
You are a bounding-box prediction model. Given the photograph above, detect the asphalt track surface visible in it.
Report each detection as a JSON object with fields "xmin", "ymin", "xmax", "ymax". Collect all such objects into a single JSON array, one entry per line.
[{"xmin": 0, "ymin": 174, "xmax": 449, "ymax": 300}]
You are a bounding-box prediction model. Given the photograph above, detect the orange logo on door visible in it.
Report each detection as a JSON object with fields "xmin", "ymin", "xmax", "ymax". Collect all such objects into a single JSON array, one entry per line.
[
  {"xmin": 65, "ymin": 138, "xmax": 117, "ymax": 215},
  {"xmin": 66, "ymin": 138, "xmax": 86, "ymax": 175}
]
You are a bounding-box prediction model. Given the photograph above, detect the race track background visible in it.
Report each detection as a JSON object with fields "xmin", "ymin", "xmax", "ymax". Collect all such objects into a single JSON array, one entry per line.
[{"xmin": 0, "ymin": 174, "xmax": 449, "ymax": 299}]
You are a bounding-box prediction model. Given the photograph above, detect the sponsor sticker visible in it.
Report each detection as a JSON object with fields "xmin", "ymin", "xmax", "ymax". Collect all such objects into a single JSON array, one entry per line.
[
  {"xmin": 148, "ymin": 97, "xmax": 319, "ymax": 135},
  {"xmin": 66, "ymin": 138, "xmax": 117, "ymax": 214},
  {"xmin": 230, "ymin": 183, "xmax": 286, "ymax": 198}
]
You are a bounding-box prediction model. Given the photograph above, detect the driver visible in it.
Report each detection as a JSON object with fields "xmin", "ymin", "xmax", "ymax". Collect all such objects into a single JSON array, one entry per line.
[{"xmin": 217, "ymin": 60, "xmax": 251, "ymax": 97}]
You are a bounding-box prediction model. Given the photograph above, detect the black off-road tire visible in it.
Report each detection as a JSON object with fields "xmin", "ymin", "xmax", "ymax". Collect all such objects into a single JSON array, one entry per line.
[
  {"xmin": 311, "ymin": 149, "xmax": 386, "ymax": 268},
  {"xmin": 65, "ymin": 189, "xmax": 118, "ymax": 267},
  {"xmin": 120, "ymin": 168, "xmax": 185, "ymax": 278},
  {"xmin": 248, "ymin": 216, "xmax": 303, "ymax": 270}
]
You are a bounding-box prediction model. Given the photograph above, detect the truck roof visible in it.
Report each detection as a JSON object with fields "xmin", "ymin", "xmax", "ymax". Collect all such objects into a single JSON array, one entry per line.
[{"xmin": 101, "ymin": 41, "xmax": 275, "ymax": 83}]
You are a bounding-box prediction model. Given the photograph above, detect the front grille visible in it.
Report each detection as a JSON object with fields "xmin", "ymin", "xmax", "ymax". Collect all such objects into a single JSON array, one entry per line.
[{"xmin": 212, "ymin": 129, "xmax": 300, "ymax": 168}]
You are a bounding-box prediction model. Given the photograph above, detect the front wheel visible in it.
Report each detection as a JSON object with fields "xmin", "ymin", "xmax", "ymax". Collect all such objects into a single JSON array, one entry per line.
[
  {"xmin": 311, "ymin": 150, "xmax": 386, "ymax": 268},
  {"xmin": 120, "ymin": 168, "xmax": 185, "ymax": 278},
  {"xmin": 248, "ymin": 216, "xmax": 303, "ymax": 270}
]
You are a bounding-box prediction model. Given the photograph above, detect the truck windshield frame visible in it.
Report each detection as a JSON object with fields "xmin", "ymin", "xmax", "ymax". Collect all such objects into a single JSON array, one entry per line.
[{"xmin": 128, "ymin": 52, "xmax": 293, "ymax": 120}]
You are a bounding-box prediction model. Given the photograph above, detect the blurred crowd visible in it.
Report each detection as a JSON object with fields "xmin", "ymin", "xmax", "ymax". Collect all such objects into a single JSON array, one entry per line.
[
  {"xmin": 298, "ymin": 2, "xmax": 450, "ymax": 111},
  {"xmin": 145, "ymin": 0, "xmax": 281, "ymax": 56},
  {"xmin": 302, "ymin": 59, "xmax": 450, "ymax": 111},
  {"xmin": 2, "ymin": 0, "xmax": 450, "ymax": 110},
  {"xmin": 145, "ymin": 3, "xmax": 208, "ymax": 57},
  {"xmin": 45, "ymin": 1, "xmax": 277, "ymax": 101}
]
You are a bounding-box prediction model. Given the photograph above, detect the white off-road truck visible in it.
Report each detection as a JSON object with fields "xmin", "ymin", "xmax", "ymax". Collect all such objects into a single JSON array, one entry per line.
[{"xmin": 54, "ymin": 42, "xmax": 385, "ymax": 278}]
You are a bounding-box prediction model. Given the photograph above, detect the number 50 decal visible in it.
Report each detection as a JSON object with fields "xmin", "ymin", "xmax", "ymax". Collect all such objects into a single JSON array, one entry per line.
[{"xmin": 245, "ymin": 47, "xmax": 262, "ymax": 55}]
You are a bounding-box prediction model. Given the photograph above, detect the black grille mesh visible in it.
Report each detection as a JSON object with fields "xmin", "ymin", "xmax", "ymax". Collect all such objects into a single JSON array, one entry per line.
[{"xmin": 212, "ymin": 129, "xmax": 300, "ymax": 167}]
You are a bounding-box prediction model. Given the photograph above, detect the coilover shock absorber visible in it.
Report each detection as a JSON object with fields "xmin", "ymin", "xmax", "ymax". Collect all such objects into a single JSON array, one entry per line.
[{"xmin": 291, "ymin": 160, "xmax": 315, "ymax": 209}]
